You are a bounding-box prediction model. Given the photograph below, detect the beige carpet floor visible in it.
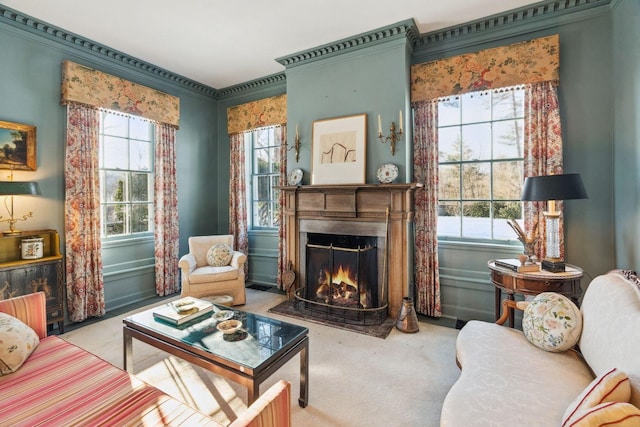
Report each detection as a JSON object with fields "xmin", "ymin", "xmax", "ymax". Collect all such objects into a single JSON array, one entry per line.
[{"xmin": 61, "ymin": 289, "xmax": 460, "ymax": 427}]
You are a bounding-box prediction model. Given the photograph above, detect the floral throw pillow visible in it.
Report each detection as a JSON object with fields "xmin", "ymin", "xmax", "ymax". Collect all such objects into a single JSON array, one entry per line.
[
  {"xmin": 522, "ymin": 292, "xmax": 582, "ymax": 352},
  {"xmin": 0, "ymin": 312, "xmax": 40, "ymax": 375},
  {"xmin": 206, "ymin": 243, "xmax": 233, "ymax": 267}
]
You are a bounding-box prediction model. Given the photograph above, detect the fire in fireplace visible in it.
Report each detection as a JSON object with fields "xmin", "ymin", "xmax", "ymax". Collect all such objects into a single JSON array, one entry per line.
[{"xmin": 305, "ymin": 233, "xmax": 379, "ymax": 310}]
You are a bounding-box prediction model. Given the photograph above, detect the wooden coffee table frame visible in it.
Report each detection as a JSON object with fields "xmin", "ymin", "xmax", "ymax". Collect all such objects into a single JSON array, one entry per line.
[{"xmin": 123, "ymin": 318, "xmax": 309, "ymax": 407}]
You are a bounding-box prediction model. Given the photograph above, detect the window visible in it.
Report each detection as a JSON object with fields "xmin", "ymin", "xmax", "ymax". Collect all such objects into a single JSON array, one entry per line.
[
  {"xmin": 99, "ymin": 110, "xmax": 154, "ymax": 238},
  {"xmin": 246, "ymin": 126, "xmax": 280, "ymax": 229},
  {"xmin": 438, "ymin": 87, "xmax": 525, "ymax": 241}
]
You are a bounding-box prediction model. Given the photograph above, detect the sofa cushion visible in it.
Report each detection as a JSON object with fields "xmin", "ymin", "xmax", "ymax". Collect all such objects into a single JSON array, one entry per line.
[
  {"xmin": 563, "ymin": 401, "xmax": 640, "ymax": 427},
  {"xmin": 207, "ymin": 243, "xmax": 233, "ymax": 267},
  {"xmin": 522, "ymin": 292, "xmax": 582, "ymax": 352},
  {"xmin": 562, "ymin": 368, "xmax": 631, "ymax": 426},
  {"xmin": 0, "ymin": 312, "xmax": 39, "ymax": 375}
]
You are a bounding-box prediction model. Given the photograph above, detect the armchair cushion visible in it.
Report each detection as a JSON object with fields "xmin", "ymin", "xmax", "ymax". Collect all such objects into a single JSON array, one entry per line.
[
  {"xmin": 0, "ymin": 312, "xmax": 39, "ymax": 375},
  {"xmin": 207, "ymin": 243, "xmax": 233, "ymax": 267},
  {"xmin": 190, "ymin": 266, "xmax": 239, "ymax": 284}
]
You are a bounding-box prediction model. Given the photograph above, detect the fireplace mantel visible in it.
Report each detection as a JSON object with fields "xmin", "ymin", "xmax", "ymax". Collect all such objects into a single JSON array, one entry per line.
[{"xmin": 280, "ymin": 183, "xmax": 421, "ymax": 318}]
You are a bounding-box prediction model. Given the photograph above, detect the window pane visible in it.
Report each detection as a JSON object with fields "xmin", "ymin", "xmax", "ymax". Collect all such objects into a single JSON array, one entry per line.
[
  {"xmin": 462, "ymin": 202, "xmax": 490, "ymax": 239},
  {"xmin": 130, "ymin": 117, "xmax": 151, "ymax": 141},
  {"xmin": 493, "ymin": 161, "xmax": 523, "ymax": 199},
  {"xmin": 105, "ymin": 171, "xmax": 127, "ymax": 202},
  {"xmin": 105, "ymin": 204, "xmax": 126, "ymax": 236},
  {"xmin": 438, "ymin": 202, "xmax": 461, "ymax": 238},
  {"xmin": 255, "ymin": 128, "xmax": 271, "ymax": 149},
  {"xmin": 255, "ymin": 148, "xmax": 269, "ymax": 174},
  {"xmin": 131, "ymin": 204, "xmax": 150, "ymax": 233},
  {"xmin": 439, "ymin": 126, "xmax": 461, "ymax": 162},
  {"xmin": 493, "ymin": 90, "xmax": 524, "ymax": 120},
  {"xmin": 130, "ymin": 140, "xmax": 152, "ymax": 171},
  {"xmin": 272, "ymin": 202, "xmax": 280, "ymax": 227},
  {"xmin": 103, "ymin": 113, "xmax": 128, "ymax": 137},
  {"xmin": 270, "ymin": 146, "xmax": 280, "ymax": 173},
  {"xmin": 255, "ymin": 175, "xmax": 271, "ymax": 201},
  {"xmin": 461, "ymin": 123, "xmax": 491, "ymax": 161},
  {"xmin": 461, "ymin": 92, "xmax": 491, "ymax": 123},
  {"xmin": 493, "ymin": 201, "xmax": 522, "ymax": 219},
  {"xmin": 439, "ymin": 164, "xmax": 460, "ymax": 199},
  {"xmin": 438, "ymin": 98, "xmax": 460, "ymax": 126},
  {"xmin": 253, "ymin": 201, "xmax": 270, "ymax": 227},
  {"xmin": 103, "ymin": 136, "xmax": 128, "ymax": 169},
  {"xmin": 130, "ymin": 173, "xmax": 149, "ymax": 202},
  {"xmin": 493, "ymin": 119, "xmax": 524, "ymax": 159},
  {"xmin": 462, "ymin": 163, "xmax": 490, "ymax": 199}
]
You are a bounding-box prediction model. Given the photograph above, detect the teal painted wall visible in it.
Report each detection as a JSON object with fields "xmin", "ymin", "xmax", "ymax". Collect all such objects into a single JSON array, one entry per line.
[
  {"xmin": 613, "ymin": 0, "xmax": 640, "ymax": 269},
  {"xmin": 0, "ymin": 19, "xmax": 218, "ymax": 312}
]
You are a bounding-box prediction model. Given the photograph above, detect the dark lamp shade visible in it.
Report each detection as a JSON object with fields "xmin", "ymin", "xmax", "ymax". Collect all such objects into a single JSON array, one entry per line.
[
  {"xmin": 0, "ymin": 181, "xmax": 41, "ymax": 196},
  {"xmin": 521, "ymin": 174, "xmax": 588, "ymax": 201}
]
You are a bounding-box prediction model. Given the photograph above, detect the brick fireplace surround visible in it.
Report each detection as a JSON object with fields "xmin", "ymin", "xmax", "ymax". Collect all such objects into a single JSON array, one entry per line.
[{"xmin": 280, "ymin": 184, "xmax": 420, "ymax": 318}]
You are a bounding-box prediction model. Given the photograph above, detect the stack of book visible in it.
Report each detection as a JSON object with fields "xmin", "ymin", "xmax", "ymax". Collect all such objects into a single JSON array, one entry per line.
[
  {"xmin": 494, "ymin": 258, "xmax": 540, "ymax": 273},
  {"xmin": 152, "ymin": 297, "xmax": 214, "ymax": 326}
]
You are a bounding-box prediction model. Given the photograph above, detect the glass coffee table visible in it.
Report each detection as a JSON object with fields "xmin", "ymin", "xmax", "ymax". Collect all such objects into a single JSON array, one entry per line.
[{"xmin": 123, "ymin": 303, "xmax": 309, "ymax": 407}]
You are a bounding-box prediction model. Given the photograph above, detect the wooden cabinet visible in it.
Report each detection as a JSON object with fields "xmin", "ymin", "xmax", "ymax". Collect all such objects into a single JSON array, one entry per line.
[{"xmin": 0, "ymin": 230, "xmax": 65, "ymax": 332}]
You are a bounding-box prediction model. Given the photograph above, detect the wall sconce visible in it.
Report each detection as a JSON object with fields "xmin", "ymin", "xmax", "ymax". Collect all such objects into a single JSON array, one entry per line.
[
  {"xmin": 286, "ymin": 124, "xmax": 301, "ymax": 163},
  {"xmin": 378, "ymin": 111, "xmax": 403, "ymax": 156},
  {"xmin": 0, "ymin": 171, "xmax": 41, "ymax": 236},
  {"xmin": 521, "ymin": 173, "xmax": 588, "ymax": 272}
]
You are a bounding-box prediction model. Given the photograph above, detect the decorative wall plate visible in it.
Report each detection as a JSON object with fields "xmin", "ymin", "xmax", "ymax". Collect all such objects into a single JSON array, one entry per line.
[
  {"xmin": 287, "ymin": 168, "xmax": 303, "ymax": 185},
  {"xmin": 376, "ymin": 163, "xmax": 399, "ymax": 184}
]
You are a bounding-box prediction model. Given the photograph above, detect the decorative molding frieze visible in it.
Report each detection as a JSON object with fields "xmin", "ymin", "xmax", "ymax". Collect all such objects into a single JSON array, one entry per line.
[
  {"xmin": 276, "ymin": 19, "xmax": 419, "ymax": 68},
  {"xmin": 0, "ymin": 5, "xmax": 218, "ymax": 98},
  {"xmin": 216, "ymin": 73, "xmax": 287, "ymax": 99},
  {"xmin": 415, "ymin": 0, "xmax": 612, "ymax": 50}
]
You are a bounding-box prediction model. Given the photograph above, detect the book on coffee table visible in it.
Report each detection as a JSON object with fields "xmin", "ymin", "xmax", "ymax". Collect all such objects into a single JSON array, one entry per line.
[{"xmin": 152, "ymin": 297, "xmax": 213, "ymax": 326}]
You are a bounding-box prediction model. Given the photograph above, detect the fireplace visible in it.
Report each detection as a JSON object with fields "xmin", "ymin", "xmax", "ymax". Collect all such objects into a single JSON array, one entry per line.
[{"xmin": 280, "ymin": 183, "xmax": 420, "ymax": 319}]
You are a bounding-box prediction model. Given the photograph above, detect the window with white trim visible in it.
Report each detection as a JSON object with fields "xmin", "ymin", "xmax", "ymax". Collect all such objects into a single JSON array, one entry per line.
[
  {"xmin": 245, "ymin": 126, "xmax": 280, "ymax": 229},
  {"xmin": 438, "ymin": 87, "xmax": 525, "ymax": 241},
  {"xmin": 99, "ymin": 110, "xmax": 154, "ymax": 238}
]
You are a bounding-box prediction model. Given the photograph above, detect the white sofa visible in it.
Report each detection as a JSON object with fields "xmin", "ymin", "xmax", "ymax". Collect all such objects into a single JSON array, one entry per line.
[{"xmin": 441, "ymin": 269, "xmax": 640, "ymax": 426}]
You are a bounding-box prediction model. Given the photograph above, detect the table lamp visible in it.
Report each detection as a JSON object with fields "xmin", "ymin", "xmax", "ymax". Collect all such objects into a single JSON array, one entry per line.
[
  {"xmin": 521, "ymin": 173, "xmax": 588, "ymax": 272},
  {"xmin": 0, "ymin": 180, "xmax": 41, "ymax": 236}
]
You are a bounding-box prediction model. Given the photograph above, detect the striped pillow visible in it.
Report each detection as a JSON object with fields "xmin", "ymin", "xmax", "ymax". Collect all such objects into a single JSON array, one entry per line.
[
  {"xmin": 564, "ymin": 401, "xmax": 640, "ymax": 427},
  {"xmin": 562, "ymin": 368, "xmax": 632, "ymax": 426}
]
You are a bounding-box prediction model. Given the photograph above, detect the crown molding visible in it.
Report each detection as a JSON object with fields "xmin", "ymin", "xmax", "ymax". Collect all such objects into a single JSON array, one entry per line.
[
  {"xmin": 0, "ymin": 5, "xmax": 218, "ymax": 98},
  {"xmin": 216, "ymin": 72, "xmax": 287, "ymax": 100},
  {"xmin": 276, "ymin": 19, "xmax": 419, "ymax": 68},
  {"xmin": 414, "ymin": 0, "xmax": 612, "ymax": 55}
]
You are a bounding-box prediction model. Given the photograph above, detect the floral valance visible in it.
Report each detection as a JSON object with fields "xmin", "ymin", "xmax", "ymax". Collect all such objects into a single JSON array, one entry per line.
[
  {"xmin": 411, "ymin": 34, "xmax": 559, "ymax": 103},
  {"xmin": 227, "ymin": 94, "xmax": 287, "ymax": 134},
  {"xmin": 61, "ymin": 60, "xmax": 180, "ymax": 128}
]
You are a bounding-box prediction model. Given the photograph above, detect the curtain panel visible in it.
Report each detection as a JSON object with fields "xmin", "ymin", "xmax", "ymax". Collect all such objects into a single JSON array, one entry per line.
[
  {"xmin": 227, "ymin": 94, "xmax": 287, "ymax": 135},
  {"xmin": 410, "ymin": 34, "xmax": 559, "ymax": 102},
  {"xmin": 61, "ymin": 60, "xmax": 180, "ymax": 128},
  {"xmin": 276, "ymin": 126, "xmax": 287, "ymax": 289},
  {"xmin": 64, "ymin": 103, "xmax": 105, "ymax": 322},
  {"xmin": 229, "ymin": 132, "xmax": 249, "ymax": 276}
]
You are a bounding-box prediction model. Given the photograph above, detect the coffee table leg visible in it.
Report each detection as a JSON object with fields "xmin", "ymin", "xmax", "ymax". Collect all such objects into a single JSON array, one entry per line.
[
  {"xmin": 299, "ymin": 338, "xmax": 309, "ymax": 408},
  {"xmin": 123, "ymin": 329, "xmax": 133, "ymax": 373},
  {"xmin": 248, "ymin": 382, "xmax": 259, "ymax": 406}
]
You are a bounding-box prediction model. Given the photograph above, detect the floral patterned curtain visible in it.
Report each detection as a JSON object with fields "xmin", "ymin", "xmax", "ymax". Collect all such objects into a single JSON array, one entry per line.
[
  {"xmin": 64, "ymin": 103, "xmax": 105, "ymax": 322},
  {"xmin": 523, "ymin": 81, "xmax": 564, "ymax": 261},
  {"xmin": 229, "ymin": 132, "xmax": 249, "ymax": 274},
  {"xmin": 276, "ymin": 126, "xmax": 287, "ymax": 289},
  {"xmin": 412, "ymin": 100, "xmax": 441, "ymax": 316},
  {"xmin": 154, "ymin": 123, "xmax": 180, "ymax": 295}
]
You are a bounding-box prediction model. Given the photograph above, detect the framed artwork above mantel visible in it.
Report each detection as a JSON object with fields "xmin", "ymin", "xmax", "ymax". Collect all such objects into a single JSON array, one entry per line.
[
  {"xmin": 311, "ymin": 114, "xmax": 366, "ymax": 185},
  {"xmin": 0, "ymin": 120, "xmax": 37, "ymax": 170}
]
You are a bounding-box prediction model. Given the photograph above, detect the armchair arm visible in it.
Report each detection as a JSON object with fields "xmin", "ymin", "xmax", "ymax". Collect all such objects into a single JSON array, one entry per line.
[
  {"xmin": 230, "ymin": 251, "xmax": 247, "ymax": 269},
  {"xmin": 495, "ymin": 299, "xmax": 530, "ymax": 326},
  {"xmin": 229, "ymin": 380, "xmax": 291, "ymax": 427},
  {"xmin": 178, "ymin": 253, "xmax": 197, "ymax": 274},
  {"xmin": 0, "ymin": 292, "xmax": 47, "ymax": 339}
]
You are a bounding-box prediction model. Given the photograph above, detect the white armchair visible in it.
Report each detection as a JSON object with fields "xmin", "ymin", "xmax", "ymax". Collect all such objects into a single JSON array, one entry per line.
[{"xmin": 178, "ymin": 235, "xmax": 247, "ymax": 305}]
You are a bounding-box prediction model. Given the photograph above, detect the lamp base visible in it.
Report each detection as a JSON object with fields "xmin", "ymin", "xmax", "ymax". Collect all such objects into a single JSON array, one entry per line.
[{"xmin": 541, "ymin": 259, "xmax": 565, "ymax": 273}]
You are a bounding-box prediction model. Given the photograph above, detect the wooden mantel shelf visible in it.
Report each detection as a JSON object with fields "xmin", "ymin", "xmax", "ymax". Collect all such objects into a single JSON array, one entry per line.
[{"xmin": 280, "ymin": 183, "xmax": 421, "ymax": 318}]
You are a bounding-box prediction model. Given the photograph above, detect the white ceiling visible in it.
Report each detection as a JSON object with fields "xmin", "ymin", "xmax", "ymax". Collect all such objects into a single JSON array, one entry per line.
[{"xmin": 3, "ymin": 0, "xmax": 540, "ymax": 89}]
